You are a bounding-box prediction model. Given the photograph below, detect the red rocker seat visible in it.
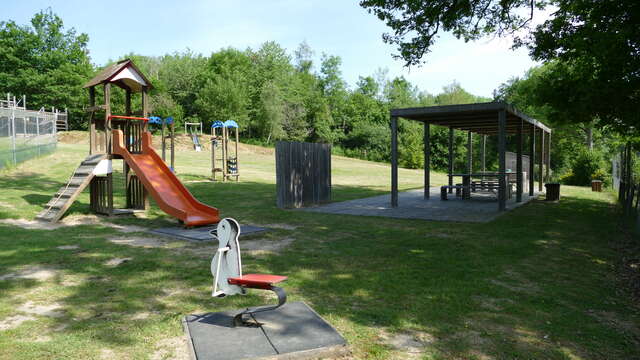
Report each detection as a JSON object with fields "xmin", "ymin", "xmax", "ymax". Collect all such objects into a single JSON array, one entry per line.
[
  {"xmin": 228, "ymin": 274, "xmax": 288, "ymax": 327},
  {"xmin": 228, "ymin": 274, "xmax": 288, "ymax": 290}
]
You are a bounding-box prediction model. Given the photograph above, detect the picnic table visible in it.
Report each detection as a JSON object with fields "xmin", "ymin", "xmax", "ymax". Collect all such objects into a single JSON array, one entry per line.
[{"xmin": 448, "ymin": 172, "xmax": 514, "ymax": 199}]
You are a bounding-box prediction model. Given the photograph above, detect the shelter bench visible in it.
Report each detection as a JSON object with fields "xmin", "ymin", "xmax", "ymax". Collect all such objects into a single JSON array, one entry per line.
[{"xmin": 441, "ymin": 185, "xmax": 470, "ymax": 200}]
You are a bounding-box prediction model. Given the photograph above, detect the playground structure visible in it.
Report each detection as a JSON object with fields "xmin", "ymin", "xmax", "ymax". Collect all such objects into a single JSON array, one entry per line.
[
  {"xmin": 211, "ymin": 120, "xmax": 240, "ymax": 182},
  {"xmin": 210, "ymin": 218, "xmax": 287, "ymax": 327},
  {"xmin": 149, "ymin": 116, "xmax": 175, "ymax": 171},
  {"xmin": 185, "ymin": 121, "xmax": 203, "ymax": 151},
  {"xmin": 37, "ymin": 59, "xmax": 220, "ymax": 226}
]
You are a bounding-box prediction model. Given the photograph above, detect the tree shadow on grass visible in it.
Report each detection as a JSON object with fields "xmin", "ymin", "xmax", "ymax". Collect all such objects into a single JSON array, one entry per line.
[{"xmin": 1, "ymin": 171, "xmax": 636, "ymax": 358}]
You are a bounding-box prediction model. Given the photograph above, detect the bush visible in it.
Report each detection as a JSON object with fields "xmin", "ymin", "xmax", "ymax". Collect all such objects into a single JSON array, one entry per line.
[{"xmin": 567, "ymin": 150, "xmax": 605, "ymax": 186}]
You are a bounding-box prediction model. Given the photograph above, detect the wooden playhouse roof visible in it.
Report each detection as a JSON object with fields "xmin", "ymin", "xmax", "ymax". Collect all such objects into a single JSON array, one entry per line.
[{"xmin": 83, "ymin": 59, "xmax": 153, "ymax": 92}]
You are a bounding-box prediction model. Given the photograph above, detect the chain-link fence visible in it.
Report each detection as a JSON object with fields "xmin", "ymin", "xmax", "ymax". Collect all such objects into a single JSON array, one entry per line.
[{"xmin": 0, "ymin": 106, "xmax": 59, "ymax": 170}]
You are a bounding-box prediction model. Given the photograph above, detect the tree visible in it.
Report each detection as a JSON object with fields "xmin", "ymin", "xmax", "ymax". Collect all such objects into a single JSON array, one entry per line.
[
  {"xmin": 196, "ymin": 48, "xmax": 252, "ymax": 129},
  {"xmin": 0, "ymin": 9, "xmax": 92, "ymax": 129},
  {"xmin": 360, "ymin": 0, "xmax": 640, "ymax": 131}
]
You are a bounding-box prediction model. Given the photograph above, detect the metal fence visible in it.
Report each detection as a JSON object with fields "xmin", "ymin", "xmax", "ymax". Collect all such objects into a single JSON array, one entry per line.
[{"xmin": 0, "ymin": 104, "xmax": 59, "ymax": 170}]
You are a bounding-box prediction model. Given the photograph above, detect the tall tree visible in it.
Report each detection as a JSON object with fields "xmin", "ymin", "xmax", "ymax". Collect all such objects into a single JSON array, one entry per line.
[
  {"xmin": 0, "ymin": 9, "xmax": 92, "ymax": 129},
  {"xmin": 360, "ymin": 0, "xmax": 640, "ymax": 131}
]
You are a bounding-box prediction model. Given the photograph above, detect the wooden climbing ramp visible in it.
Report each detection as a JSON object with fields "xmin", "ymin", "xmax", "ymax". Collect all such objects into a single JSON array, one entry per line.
[{"xmin": 36, "ymin": 154, "xmax": 107, "ymax": 222}]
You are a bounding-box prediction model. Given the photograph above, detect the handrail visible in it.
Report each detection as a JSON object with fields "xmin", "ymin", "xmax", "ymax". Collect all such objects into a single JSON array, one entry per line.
[{"xmin": 108, "ymin": 115, "xmax": 149, "ymax": 122}]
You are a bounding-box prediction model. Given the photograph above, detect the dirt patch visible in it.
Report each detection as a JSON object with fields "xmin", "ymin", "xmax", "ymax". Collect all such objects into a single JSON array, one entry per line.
[
  {"xmin": 0, "ymin": 314, "xmax": 37, "ymax": 331},
  {"xmin": 0, "ymin": 201, "xmax": 16, "ymax": 210},
  {"xmin": 57, "ymin": 245, "xmax": 80, "ymax": 250},
  {"xmin": 241, "ymin": 237, "xmax": 294, "ymax": 255},
  {"xmin": 130, "ymin": 311, "xmax": 156, "ymax": 320},
  {"xmin": 104, "ymin": 257, "xmax": 133, "ymax": 267},
  {"xmin": 256, "ymin": 223, "xmax": 298, "ymax": 231},
  {"xmin": 151, "ymin": 336, "xmax": 190, "ymax": 360},
  {"xmin": 17, "ymin": 301, "xmax": 64, "ymax": 318},
  {"xmin": 379, "ymin": 329, "xmax": 435, "ymax": 358},
  {"xmin": 99, "ymin": 349, "xmax": 117, "ymax": 360},
  {"xmin": 57, "ymin": 131, "xmax": 88, "ymax": 144},
  {"xmin": 0, "ymin": 266, "xmax": 58, "ymax": 281},
  {"xmin": 108, "ymin": 236, "xmax": 166, "ymax": 248},
  {"xmin": 0, "ymin": 216, "xmax": 147, "ymax": 233}
]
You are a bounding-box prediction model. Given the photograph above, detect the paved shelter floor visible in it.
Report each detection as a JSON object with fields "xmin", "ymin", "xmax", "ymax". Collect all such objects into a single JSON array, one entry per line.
[{"xmin": 304, "ymin": 188, "xmax": 541, "ymax": 222}]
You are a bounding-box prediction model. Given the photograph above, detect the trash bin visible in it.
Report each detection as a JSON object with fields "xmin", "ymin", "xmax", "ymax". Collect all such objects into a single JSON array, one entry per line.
[
  {"xmin": 591, "ymin": 180, "xmax": 603, "ymax": 192},
  {"xmin": 545, "ymin": 183, "xmax": 560, "ymax": 201}
]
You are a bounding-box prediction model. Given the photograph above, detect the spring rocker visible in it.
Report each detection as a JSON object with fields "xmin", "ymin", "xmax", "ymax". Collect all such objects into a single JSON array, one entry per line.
[
  {"xmin": 211, "ymin": 218, "xmax": 287, "ymax": 327},
  {"xmin": 183, "ymin": 220, "xmax": 347, "ymax": 359}
]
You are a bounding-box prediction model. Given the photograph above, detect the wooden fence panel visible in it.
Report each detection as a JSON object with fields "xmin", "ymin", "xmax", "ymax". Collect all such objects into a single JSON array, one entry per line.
[{"xmin": 276, "ymin": 141, "xmax": 331, "ymax": 209}]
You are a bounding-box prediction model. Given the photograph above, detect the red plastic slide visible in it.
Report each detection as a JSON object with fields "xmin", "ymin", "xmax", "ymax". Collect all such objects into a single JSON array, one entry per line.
[{"xmin": 112, "ymin": 130, "xmax": 220, "ymax": 227}]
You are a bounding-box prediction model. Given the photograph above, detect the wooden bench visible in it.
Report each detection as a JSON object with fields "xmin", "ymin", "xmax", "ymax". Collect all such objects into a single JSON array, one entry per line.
[
  {"xmin": 441, "ymin": 185, "xmax": 469, "ymax": 200},
  {"xmin": 471, "ymin": 182, "xmax": 514, "ymax": 199}
]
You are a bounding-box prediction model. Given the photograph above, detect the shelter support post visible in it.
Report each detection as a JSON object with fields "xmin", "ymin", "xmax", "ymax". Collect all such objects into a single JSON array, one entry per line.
[
  {"xmin": 448, "ymin": 127, "xmax": 454, "ymax": 193},
  {"xmin": 546, "ymin": 132, "xmax": 551, "ymax": 183},
  {"xmin": 539, "ymin": 129, "xmax": 544, "ymax": 192},
  {"xmin": 424, "ymin": 122, "xmax": 430, "ymax": 199},
  {"xmin": 391, "ymin": 116, "xmax": 398, "ymax": 207},
  {"xmin": 529, "ymin": 124, "xmax": 535, "ymax": 196},
  {"xmin": 467, "ymin": 131, "xmax": 472, "ymax": 174},
  {"xmin": 481, "ymin": 135, "xmax": 486, "ymax": 173},
  {"xmin": 516, "ymin": 120, "xmax": 523, "ymax": 202},
  {"xmin": 498, "ymin": 110, "xmax": 507, "ymax": 211}
]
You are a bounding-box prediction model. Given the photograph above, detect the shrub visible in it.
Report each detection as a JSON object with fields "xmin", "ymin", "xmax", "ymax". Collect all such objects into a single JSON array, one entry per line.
[{"xmin": 568, "ymin": 150, "xmax": 605, "ymax": 186}]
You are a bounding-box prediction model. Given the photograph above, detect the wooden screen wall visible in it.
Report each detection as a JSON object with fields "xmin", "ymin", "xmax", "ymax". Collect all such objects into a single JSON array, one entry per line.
[{"xmin": 276, "ymin": 141, "xmax": 331, "ymax": 209}]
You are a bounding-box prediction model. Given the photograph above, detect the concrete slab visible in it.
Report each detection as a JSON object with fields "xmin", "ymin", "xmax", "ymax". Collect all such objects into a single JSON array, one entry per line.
[
  {"xmin": 183, "ymin": 302, "xmax": 348, "ymax": 360},
  {"xmin": 303, "ymin": 188, "xmax": 541, "ymax": 223},
  {"xmin": 150, "ymin": 224, "xmax": 267, "ymax": 242}
]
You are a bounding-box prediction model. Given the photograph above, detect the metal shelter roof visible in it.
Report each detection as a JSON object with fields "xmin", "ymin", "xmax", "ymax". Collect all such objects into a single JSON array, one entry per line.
[
  {"xmin": 390, "ymin": 101, "xmax": 551, "ymax": 135},
  {"xmin": 83, "ymin": 59, "xmax": 153, "ymax": 92}
]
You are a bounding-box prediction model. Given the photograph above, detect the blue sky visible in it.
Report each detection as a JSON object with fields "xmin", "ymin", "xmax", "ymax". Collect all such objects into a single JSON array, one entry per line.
[{"xmin": 3, "ymin": 0, "xmax": 545, "ymax": 97}]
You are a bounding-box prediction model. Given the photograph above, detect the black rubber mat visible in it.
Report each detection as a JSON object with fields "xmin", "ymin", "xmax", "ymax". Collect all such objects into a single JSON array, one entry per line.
[{"xmin": 183, "ymin": 302, "xmax": 347, "ymax": 360}]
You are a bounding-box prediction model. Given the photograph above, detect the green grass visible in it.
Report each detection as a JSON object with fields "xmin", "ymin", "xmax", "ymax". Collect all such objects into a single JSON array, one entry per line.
[{"xmin": 0, "ymin": 137, "xmax": 638, "ymax": 359}]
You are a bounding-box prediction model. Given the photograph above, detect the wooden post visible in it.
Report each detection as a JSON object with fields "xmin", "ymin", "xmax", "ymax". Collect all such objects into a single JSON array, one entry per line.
[
  {"xmin": 391, "ymin": 116, "xmax": 398, "ymax": 207},
  {"xmin": 104, "ymin": 83, "xmax": 111, "ymax": 155},
  {"xmin": 89, "ymin": 87, "xmax": 96, "ymax": 155},
  {"xmin": 539, "ymin": 129, "xmax": 544, "ymax": 192},
  {"xmin": 546, "ymin": 132, "xmax": 551, "ymax": 183},
  {"xmin": 222, "ymin": 126, "xmax": 228, "ymax": 182},
  {"xmin": 529, "ymin": 124, "xmax": 535, "ymax": 196},
  {"xmin": 161, "ymin": 119, "xmax": 166, "ymax": 161},
  {"xmin": 466, "ymin": 131, "xmax": 472, "ymax": 174},
  {"xmin": 124, "ymin": 88, "xmax": 133, "ymax": 209},
  {"xmin": 448, "ymin": 127, "xmax": 454, "ymax": 193},
  {"xmin": 481, "ymin": 135, "xmax": 486, "ymax": 173},
  {"xmin": 170, "ymin": 122, "xmax": 175, "ymax": 171},
  {"xmin": 235, "ymin": 126, "xmax": 239, "ymax": 181},
  {"xmin": 516, "ymin": 120, "xmax": 523, "ymax": 202},
  {"xmin": 141, "ymin": 87, "xmax": 149, "ymax": 209},
  {"xmin": 424, "ymin": 122, "xmax": 430, "ymax": 199},
  {"xmin": 498, "ymin": 110, "xmax": 507, "ymax": 211}
]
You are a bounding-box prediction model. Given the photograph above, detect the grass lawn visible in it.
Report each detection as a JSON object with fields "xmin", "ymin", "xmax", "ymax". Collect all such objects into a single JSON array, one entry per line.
[{"xmin": 0, "ymin": 134, "xmax": 638, "ymax": 359}]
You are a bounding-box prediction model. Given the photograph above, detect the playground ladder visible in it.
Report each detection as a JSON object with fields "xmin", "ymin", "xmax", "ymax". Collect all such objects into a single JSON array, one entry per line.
[{"xmin": 36, "ymin": 154, "xmax": 107, "ymax": 222}]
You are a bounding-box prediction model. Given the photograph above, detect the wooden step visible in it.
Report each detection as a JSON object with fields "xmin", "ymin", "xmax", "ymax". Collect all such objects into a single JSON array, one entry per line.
[
  {"xmin": 82, "ymin": 154, "xmax": 106, "ymax": 165},
  {"xmin": 45, "ymin": 197, "xmax": 69, "ymax": 209},
  {"xmin": 36, "ymin": 210, "xmax": 58, "ymax": 221},
  {"xmin": 68, "ymin": 177, "xmax": 90, "ymax": 187},
  {"xmin": 75, "ymin": 166, "xmax": 95, "ymax": 175},
  {"xmin": 55, "ymin": 186, "xmax": 80, "ymax": 198}
]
